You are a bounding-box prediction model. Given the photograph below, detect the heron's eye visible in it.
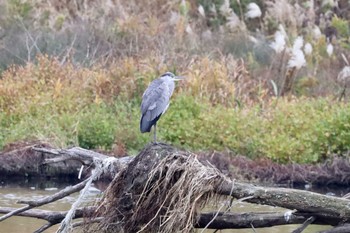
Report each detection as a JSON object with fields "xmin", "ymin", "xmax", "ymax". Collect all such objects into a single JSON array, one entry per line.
[{"xmin": 161, "ymin": 72, "xmax": 174, "ymax": 78}]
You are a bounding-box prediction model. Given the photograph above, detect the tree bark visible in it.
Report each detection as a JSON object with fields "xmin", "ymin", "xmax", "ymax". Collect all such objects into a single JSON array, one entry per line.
[
  {"xmin": 320, "ymin": 224, "xmax": 350, "ymax": 233},
  {"xmin": 218, "ymin": 181, "xmax": 350, "ymax": 224}
]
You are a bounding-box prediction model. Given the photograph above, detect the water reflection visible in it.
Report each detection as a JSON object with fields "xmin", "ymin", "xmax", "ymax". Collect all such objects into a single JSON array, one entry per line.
[{"xmin": 0, "ymin": 181, "xmax": 340, "ymax": 233}]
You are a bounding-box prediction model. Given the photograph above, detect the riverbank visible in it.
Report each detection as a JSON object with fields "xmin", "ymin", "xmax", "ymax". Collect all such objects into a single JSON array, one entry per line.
[{"xmin": 1, "ymin": 141, "xmax": 350, "ymax": 189}]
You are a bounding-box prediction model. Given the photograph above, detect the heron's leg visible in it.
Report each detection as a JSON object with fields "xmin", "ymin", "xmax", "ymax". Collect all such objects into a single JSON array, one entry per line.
[{"xmin": 153, "ymin": 123, "xmax": 157, "ymax": 143}]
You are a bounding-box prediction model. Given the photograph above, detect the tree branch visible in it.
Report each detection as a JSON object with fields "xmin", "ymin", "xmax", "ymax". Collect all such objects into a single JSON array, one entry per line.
[
  {"xmin": 0, "ymin": 207, "xmax": 329, "ymax": 230},
  {"xmin": 33, "ymin": 222, "xmax": 54, "ymax": 233},
  {"xmin": 33, "ymin": 146, "xmax": 132, "ymax": 175},
  {"xmin": 218, "ymin": 180, "xmax": 350, "ymax": 224},
  {"xmin": 0, "ymin": 178, "xmax": 89, "ymax": 222},
  {"xmin": 196, "ymin": 211, "xmax": 307, "ymax": 229},
  {"xmin": 320, "ymin": 224, "xmax": 350, "ymax": 233},
  {"xmin": 292, "ymin": 216, "xmax": 316, "ymax": 233}
]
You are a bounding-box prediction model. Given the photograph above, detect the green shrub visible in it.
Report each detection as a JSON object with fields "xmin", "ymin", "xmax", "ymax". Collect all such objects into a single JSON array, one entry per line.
[
  {"xmin": 77, "ymin": 104, "xmax": 117, "ymax": 150},
  {"xmin": 0, "ymin": 107, "xmax": 78, "ymax": 148},
  {"xmin": 112, "ymin": 100, "xmax": 150, "ymax": 151},
  {"xmin": 161, "ymin": 97, "xmax": 350, "ymax": 163},
  {"xmin": 161, "ymin": 95, "xmax": 202, "ymax": 147}
]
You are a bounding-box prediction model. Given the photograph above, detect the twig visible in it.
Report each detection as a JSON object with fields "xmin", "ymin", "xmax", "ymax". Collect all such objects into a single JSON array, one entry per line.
[
  {"xmin": 200, "ymin": 195, "xmax": 254, "ymax": 233},
  {"xmin": 18, "ymin": 19, "xmax": 42, "ymax": 54},
  {"xmin": 292, "ymin": 216, "xmax": 316, "ymax": 233},
  {"xmin": 0, "ymin": 46, "xmax": 27, "ymax": 62},
  {"xmin": 60, "ymin": 33, "xmax": 77, "ymax": 66},
  {"xmin": 250, "ymin": 222, "xmax": 257, "ymax": 233},
  {"xmin": 33, "ymin": 222, "xmax": 54, "ymax": 233}
]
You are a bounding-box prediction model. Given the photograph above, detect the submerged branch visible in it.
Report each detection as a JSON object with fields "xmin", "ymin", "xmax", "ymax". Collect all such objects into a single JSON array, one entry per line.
[
  {"xmin": 0, "ymin": 207, "xmax": 330, "ymax": 230},
  {"xmin": 197, "ymin": 211, "xmax": 306, "ymax": 229}
]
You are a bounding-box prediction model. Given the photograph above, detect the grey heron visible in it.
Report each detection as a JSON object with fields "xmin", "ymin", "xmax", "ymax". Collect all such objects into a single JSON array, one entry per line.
[{"xmin": 140, "ymin": 72, "xmax": 182, "ymax": 142}]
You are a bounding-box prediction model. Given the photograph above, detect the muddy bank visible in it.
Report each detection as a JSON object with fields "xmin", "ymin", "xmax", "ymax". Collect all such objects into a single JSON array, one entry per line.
[
  {"xmin": 200, "ymin": 151, "xmax": 350, "ymax": 186},
  {"xmin": 0, "ymin": 141, "xmax": 350, "ymax": 187},
  {"xmin": 0, "ymin": 141, "xmax": 88, "ymax": 182}
]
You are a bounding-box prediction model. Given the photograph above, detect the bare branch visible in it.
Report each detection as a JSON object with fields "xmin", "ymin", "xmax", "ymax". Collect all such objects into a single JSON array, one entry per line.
[
  {"xmin": 292, "ymin": 216, "xmax": 316, "ymax": 233},
  {"xmin": 60, "ymin": 33, "xmax": 77, "ymax": 66},
  {"xmin": 33, "ymin": 222, "xmax": 54, "ymax": 233},
  {"xmin": 0, "ymin": 207, "xmax": 93, "ymax": 221},
  {"xmin": 0, "ymin": 178, "xmax": 89, "ymax": 222},
  {"xmin": 56, "ymin": 172, "xmax": 98, "ymax": 233},
  {"xmin": 0, "ymin": 205, "xmax": 32, "ymax": 222},
  {"xmin": 18, "ymin": 19, "xmax": 42, "ymax": 54},
  {"xmin": 18, "ymin": 178, "xmax": 89, "ymax": 206}
]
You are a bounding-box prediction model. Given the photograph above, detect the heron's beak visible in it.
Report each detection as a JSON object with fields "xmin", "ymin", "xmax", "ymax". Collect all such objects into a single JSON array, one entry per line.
[{"xmin": 173, "ymin": 76, "xmax": 184, "ymax": 81}]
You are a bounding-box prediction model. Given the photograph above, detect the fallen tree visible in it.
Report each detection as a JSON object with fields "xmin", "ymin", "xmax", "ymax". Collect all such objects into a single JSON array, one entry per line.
[{"xmin": 0, "ymin": 143, "xmax": 350, "ymax": 233}]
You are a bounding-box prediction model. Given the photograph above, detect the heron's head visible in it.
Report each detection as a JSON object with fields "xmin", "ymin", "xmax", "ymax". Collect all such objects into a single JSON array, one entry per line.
[{"xmin": 160, "ymin": 72, "xmax": 183, "ymax": 81}]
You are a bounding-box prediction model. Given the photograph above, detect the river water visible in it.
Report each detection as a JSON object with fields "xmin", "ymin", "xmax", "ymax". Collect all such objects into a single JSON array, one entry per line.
[{"xmin": 0, "ymin": 181, "xmax": 337, "ymax": 233}]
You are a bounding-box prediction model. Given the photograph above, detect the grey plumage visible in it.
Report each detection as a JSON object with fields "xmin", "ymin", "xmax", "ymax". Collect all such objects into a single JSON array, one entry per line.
[{"xmin": 140, "ymin": 72, "xmax": 181, "ymax": 142}]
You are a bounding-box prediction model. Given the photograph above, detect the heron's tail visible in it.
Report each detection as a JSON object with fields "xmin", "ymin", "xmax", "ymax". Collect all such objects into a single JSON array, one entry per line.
[{"xmin": 140, "ymin": 114, "xmax": 162, "ymax": 133}]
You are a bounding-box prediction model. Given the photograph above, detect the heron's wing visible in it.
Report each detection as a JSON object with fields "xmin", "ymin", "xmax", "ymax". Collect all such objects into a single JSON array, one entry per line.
[{"xmin": 141, "ymin": 79, "xmax": 172, "ymax": 121}]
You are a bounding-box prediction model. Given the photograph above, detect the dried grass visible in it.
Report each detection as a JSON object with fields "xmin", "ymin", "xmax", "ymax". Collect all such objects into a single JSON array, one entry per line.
[{"xmin": 91, "ymin": 144, "xmax": 226, "ymax": 233}]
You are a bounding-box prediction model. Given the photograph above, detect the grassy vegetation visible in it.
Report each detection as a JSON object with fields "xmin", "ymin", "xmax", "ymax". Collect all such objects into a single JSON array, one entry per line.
[
  {"xmin": 0, "ymin": 0, "xmax": 350, "ymax": 163},
  {"xmin": 0, "ymin": 55, "xmax": 349, "ymax": 163}
]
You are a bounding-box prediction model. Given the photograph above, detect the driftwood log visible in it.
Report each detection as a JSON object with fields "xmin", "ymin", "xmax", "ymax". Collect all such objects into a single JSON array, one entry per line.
[{"xmin": 0, "ymin": 143, "xmax": 350, "ymax": 232}]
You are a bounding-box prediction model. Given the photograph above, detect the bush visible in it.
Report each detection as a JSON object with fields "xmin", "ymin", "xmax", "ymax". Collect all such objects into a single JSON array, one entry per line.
[
  {"xmin": 77, "ymin": 104, "xmax": 117, "ymax": 149},
  {"xmin": 162, "ymin": 96, "xmax": 350, "ymax": 163}
]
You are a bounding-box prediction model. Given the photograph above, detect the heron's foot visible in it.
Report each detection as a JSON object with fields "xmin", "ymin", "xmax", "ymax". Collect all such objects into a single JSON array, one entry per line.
[
  {"xmin": 152, "ymin": 141, "xmax": 158, "ymax": 145},
  {"xmin": 151, "ymin": 140, "xmax": 168, "ymax": 145}
]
